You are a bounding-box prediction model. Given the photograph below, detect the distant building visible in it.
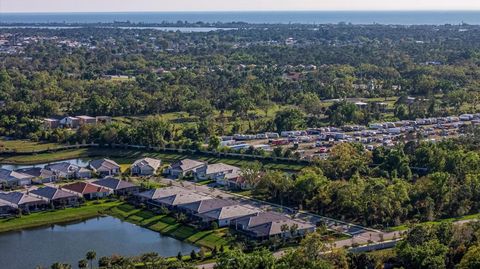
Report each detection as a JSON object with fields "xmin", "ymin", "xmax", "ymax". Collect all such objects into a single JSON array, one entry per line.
[
  {"xmin": 59, "ymin": 116, "xmax": 80, "ymax": 128},
  {"xmin": 0, "ymin": 191, "xmax": 47, "ymax": 212},
  {"xmin": 16, "ymin": 168, "xmax": 58, "ymax": 184},
  {"xmin": 76, "ymin": 115, "xmax": 96, "ymax": 125},
  {"xmin": 43, "ymin": 118, "xmax": 60, "ymax": 129}
]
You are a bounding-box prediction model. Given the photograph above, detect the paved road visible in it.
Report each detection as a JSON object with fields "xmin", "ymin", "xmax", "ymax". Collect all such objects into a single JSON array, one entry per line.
[{"xmin": 158, "ymin": 178, "xmax": 478, "ymax": 269}]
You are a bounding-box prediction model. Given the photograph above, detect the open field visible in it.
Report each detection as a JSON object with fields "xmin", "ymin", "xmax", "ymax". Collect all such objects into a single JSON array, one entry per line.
[{"xmin": 0, "ymin": 200, "xmax": 122, "ymax": 233}]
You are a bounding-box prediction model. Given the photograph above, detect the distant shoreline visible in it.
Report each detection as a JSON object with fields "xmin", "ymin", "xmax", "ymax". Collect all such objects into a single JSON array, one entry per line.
[{"xmin": 1, "ymin": 11, "xmax": 480, "ymax": 25}]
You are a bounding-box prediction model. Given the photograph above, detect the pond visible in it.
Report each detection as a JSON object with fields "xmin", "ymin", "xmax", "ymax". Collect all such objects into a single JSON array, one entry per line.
[
  {"xmin": 0, "ymin": 158, "xmax": 90, "ymax": 170},
  {"xmin": 0, "ymin": 216, "xmax": 198, "ymax": 269}
]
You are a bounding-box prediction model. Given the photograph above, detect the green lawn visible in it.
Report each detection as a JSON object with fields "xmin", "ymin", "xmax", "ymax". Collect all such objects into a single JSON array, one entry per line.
[
  {"xmin": 0, "ymin": 200, "xmax": 122, "ymax": 233},
  {"xmin": 0, "ymin": 140, "xmax": 63, "ymax": 152},
  {"xmin": 105, "ymin": 203, "xmax": 231, "ymax": 250},
  {"xmin": 0, "ymin": 146, "xmax": 306, "ymax": 171}
]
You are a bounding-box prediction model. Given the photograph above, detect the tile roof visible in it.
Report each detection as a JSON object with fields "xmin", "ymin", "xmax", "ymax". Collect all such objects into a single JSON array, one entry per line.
[{"xmin": 62, "ymin": 182, "xmax": 110, "ymax": 195}]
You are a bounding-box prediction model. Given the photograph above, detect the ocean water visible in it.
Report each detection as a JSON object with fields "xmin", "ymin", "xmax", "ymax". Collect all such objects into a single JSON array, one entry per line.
[{"xmin": 0, "ymin": 11, "xmax": 479, "ymax": 25}]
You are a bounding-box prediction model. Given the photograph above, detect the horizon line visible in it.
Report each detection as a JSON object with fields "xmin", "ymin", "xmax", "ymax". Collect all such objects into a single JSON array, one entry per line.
[{"xmin": 2, "ymin": 10, "xmax": 480, "ymax": 14}]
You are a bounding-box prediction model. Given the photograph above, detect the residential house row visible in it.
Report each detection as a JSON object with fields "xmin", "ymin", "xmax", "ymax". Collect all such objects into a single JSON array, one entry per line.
[
  {"xmin": 0, "ymin": 178, "xmax": 139, "ymax": 216},
  {"xmin": 135, "ymin": 186, "xmax": 315, "ymax": 240},
  {"xmin": 43, "ymin": 115, "xmax": 112, "ymax": 129},
  {"xmin": 0, "ymin": 157, "xmax": 162, "ymax": 189},
  {"xmin": 164, "ymin": 159, "xmax": 248, "ymax": 190}
]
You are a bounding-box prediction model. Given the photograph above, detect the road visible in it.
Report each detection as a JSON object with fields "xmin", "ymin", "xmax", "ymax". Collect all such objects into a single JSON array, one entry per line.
[{"xmin": 157, "ymin": 178, "xmax": 478, "ymax": 269}]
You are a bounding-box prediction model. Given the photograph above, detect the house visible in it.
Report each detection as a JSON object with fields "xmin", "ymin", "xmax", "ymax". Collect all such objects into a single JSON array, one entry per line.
[
  {"xmin": 59, "ymin": 116, "xmax": 80, "ymax": 128},
  {"xmin": 89, "ymin": 159, "xmax": 121, "ymax": 177},
  {"xmin": 195, "ymin": 163, "xmax": 241, "ymax": 184},
  {"xmin": 77, "ymin": 115, "xmax": 97, "ymax": 125},
  {"xmin": 165, "ymin": 159, "xmax": 205, "ymax": 178},
  {"xmin": 92, "ymin": 177, "xmax": 139, "ymax": 195},
  {"xmin": 0, "ymin": 199, "xmax": 15, "ymax": 216},
  {"xmin": 135, "ymin": 186, "xmax": 188, "ymax": 205},
  {"xmin": 178, "ymin": 198, "xmax": 237, "ymax": 216},
  {"xmin": 43, "ymin": 118, "xmax": 60, "ymax": 129},
  {"xmin": 226, "ymin": 175, "xmax": 251, "ymax": 191},
  {"xmin": 155, "ymin": 192, "xmax": 210, "ymax": 208},
  {"xmin": 131, "ymin": 157, "xmax": 162, "ymax": 176},
  {"xmin": 30, "ymin": 186, "xmax": 80, "ymax": 207},
  {"xmin": 62, "ymin": 182, "xmax": 112, "ymax": 199},
  {"xmin": 0, "ymin": 169, "xmax": 33, "ymax": 187},
  {"xmin": 198, "ymin": 205, "xmax": 260, "ymax": 227},
  {"xmin": 0, "ymin": 191, "xmax": 47, "ymax": 212},
  {"xmin": 232, "ymin": 212, "xmax": 315, "ymax": 239},
  {"xmin": 44, "ymin": 162, "xmax": 87, "ymax": 179},
  {"xmin": 16, "ymin": 168, "xmax": 58, "ymax": 184}
]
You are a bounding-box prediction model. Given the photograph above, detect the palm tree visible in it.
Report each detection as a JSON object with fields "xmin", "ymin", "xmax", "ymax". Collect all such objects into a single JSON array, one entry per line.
[
  {"xmin": 86, "ymin": 250, "xmax": 96, "ymax": 269},
  {"xmin": 78, "ymin": 260, "xmax": 88, "ymax": 269},
  {"xmin": 50, "ymin": 263, "xmax": 71, "ymax": 269}
]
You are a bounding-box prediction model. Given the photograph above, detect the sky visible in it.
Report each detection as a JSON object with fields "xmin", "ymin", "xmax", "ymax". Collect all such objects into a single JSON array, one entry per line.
[{"xmin": 1, "ymin": 0, "xmax": 480, "ymax": 13}]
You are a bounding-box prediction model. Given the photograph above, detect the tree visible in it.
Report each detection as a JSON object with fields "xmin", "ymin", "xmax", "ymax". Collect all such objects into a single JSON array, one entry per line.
[
  {"xmin": 458, "ymin": 245, "xmax": 480, "ymax": 269},
  {"xmin": 241, "ymin": 161, "xmax": 263, "ymax": 187},
  {"xmin": 274, "ymin": 107, "xmax": 306, "ymax": 132},
  {"xmin": 208, "ymin": 136, "xmax": 221, "ymax": 151},
  {"xmin": 78, "ymin": 260, "xmax": 88, "ymax": 269},
  {"xmin": 190, "ymin": 249, "xmax": 197, "ymax": 260},
  {"xmin": 51, "ymin": 263, "xmax": 72, "ymax": 269},
  {"xmin": 86, "ymin": 250, "xmax": 96, "ymax": 269}
]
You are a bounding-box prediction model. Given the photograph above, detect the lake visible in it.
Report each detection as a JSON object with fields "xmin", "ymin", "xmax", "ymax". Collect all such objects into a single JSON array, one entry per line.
[
  {"xmin": 0, "ymin": 216, "xmax": 198, "ymax": 269},
  {"xmin": 0, "ymin": 158, "xmax": 90, "ymax": 170}
]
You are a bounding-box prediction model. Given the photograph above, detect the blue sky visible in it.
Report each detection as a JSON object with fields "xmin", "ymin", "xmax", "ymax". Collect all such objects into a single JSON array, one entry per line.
[{"xmin": 2, "ymin": 0, "xmax": 480, "ymax": 13}]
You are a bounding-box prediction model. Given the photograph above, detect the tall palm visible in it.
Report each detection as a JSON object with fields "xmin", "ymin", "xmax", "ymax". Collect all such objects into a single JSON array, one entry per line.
[{"xmin": 86, "ymin": 251, "xmax": 97, "ymax": 269}]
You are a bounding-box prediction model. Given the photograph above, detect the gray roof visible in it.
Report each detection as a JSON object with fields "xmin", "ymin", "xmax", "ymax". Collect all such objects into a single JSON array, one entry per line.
[
  {"xmin": 156, "ymin": 192, "xmax": 210, "ymax": 207},
  {"xmin": 0, "ymin": 191, "xmax": 44, "ymax": 206},
  {"xmin": 92, "ymin": 178, "xmax": 136, "ymax": 190},
  {"xmin": 205, "ymin": 163, "xmax": 240, "ymax": 175},
  {"xmin": 45, "ymin": 162, "xmax": 79, "ymax": 174},
  {"xmin": 132, "ymin": 157, "xmax": 161, "ymax": 170},
  {"xmin": 179, "ymin": 198, "xmax": 238, "ymax": 214},
  {"xmin": 234, "ymin": 212, "xmax": 290, "ymax": 229},
  {"xmin": 200, "ymin": 205, "xmax": 260, "ymax": 221},
  {"xmin": 89, "ymin": 158, "xmax": 120, "ymax": 171},
  {"xmin": 246, "ymin": 218, "xmax": 315, "ymax": 237},
  {"xmin": 135, "ymin": 186, "xmax": 188, "ymax": 200},
  {"xmin": 0, "ymin": 169, "xmax": 33, "ymax": 183},
  {"xmin": 30, "ymin": 186, "xmax": 78, "ymax": 200},
  {"xmin": 16, "ymin": 168, "xmax": 55, "ymax": 179},
  {"xmin": 170, "ymin": 159, "xmax": 205, "ymax": 172}
]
